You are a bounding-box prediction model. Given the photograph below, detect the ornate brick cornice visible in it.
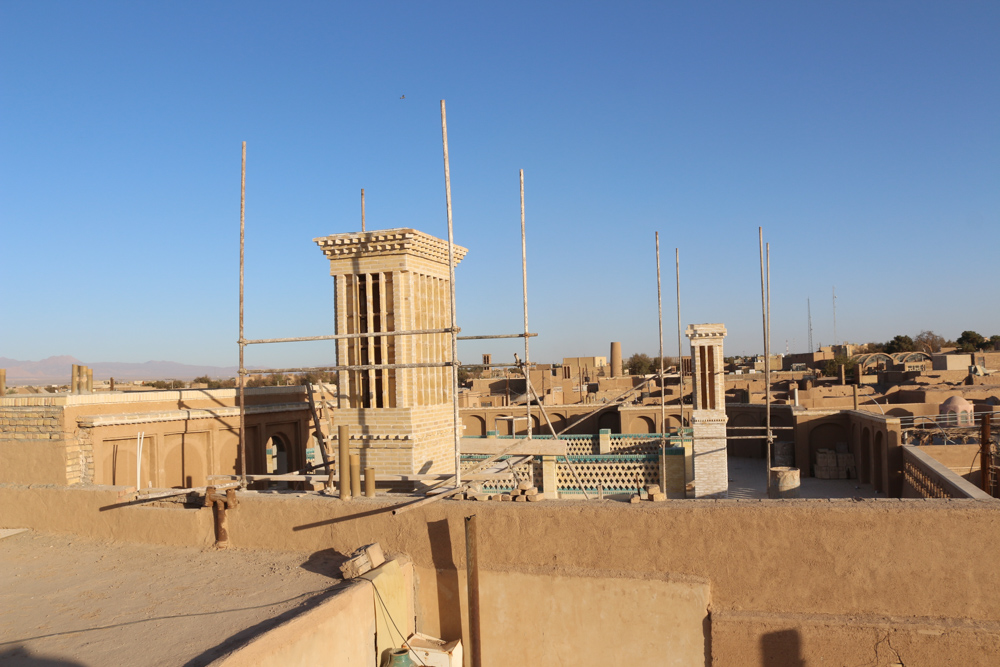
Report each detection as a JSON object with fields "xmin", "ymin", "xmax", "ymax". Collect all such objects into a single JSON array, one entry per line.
[{"xmin": 314, "ymin": 228, "xmax": 468, "ymax": 266}]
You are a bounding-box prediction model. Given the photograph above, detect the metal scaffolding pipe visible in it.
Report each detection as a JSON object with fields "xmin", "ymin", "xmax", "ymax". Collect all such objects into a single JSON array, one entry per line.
[
  {"xmin": 238, "ymin": 141, "xmax": 247, "ymax": 489},
  {"xmin": 521, "ymin": 169, "xmax": 531, "ymax": 441},
  {"xmin": 440, "ymin": 99, "xmax": 461, "ymax": 486},
  {"xmin": 245, "ymin": 327, "xmax": 460, "ymax": 345}
]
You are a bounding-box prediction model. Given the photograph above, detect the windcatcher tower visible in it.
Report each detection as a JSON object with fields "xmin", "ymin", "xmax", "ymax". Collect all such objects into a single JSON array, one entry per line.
[
  {"xmin": 685, "ymin": 323, "xmax": 729, "ymax": 498},
  {"xmin": 314, "ymin": 228, "xmax": 467, "ymax": 474}
]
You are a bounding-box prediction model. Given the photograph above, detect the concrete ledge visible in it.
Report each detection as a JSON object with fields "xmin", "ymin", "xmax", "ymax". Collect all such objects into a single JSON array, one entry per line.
[{"xmin": 903, "ymin": 445, "xmax": 992, "ymax": 499}]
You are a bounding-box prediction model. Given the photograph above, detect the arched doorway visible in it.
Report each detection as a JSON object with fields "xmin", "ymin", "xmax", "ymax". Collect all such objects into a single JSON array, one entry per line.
[
  {"xmin": 729, "ymin": 412, "xmax": 761, "ymax": 458},
  {"xmin": 808, "ymin": 422, "xmax": 848, "ymax": 475},
  {"xmin": 597, "ymin": 411, "xmax": 620, "ymax": 434},
  {"xmin": 265, "ymin": 435, "xmax": 289, "ymax": 490},
  {"xmin": 873, "ymin": 431, "xmax": 885, "ymax": 494},
  {"xmin": 860, "ymin": 427, "xmax": 872, "ymax": 484}
]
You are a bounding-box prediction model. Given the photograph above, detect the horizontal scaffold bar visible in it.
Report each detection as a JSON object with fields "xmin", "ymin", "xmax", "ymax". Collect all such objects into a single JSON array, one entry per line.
[
  {"xmin": 726, "ymin": 426, "xmax": 795, "ymax": 430},
  {"xmin": 242, "ymin": 361, "xmax": 457, "ymax": 375},
  {"xmin": 243, "ymin": 327, "xmax": 460, "ymax": 345},
  {"xmin": 206, "ymin": 472, "xmax": 513, "ymax": 482},
  {"xmin": 456, "ymin": 333, "xmax": 537, "ymax": 340}
]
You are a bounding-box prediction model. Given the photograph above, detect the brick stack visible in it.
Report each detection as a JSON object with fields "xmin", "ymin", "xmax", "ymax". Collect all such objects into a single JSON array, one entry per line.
[{"xmin": 814, "ymin": 449, "xmax": 856, "ymax": 479}]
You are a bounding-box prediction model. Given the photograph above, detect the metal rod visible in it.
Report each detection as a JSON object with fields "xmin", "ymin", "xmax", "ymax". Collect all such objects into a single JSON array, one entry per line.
[
  {"xmin": 465, "ymin": 514, "xmax": 482, "ymax": 667},
  {"xmin": 244, "ymin": 361, "xmax": 459, "ymax": 375},
  {"xmin": 245, "ymin": 327, "xmax": 460, "ymax": 345},
  {"xmin": 520, "ymin": 169, "xmax": 531, "ymax": 441},
  {"xmin": 457, "ymin": 333, "xmax": 537, "ymax": 340},
  {"xmin": 556, "ymin": 374, "xmax": 661, "ymax": 436},
  {"xmin": 656, "ymin": 232, "xmax": 665, "ymax": 450},
  {"xmin": 526, "ymin": 376, "xmax": 591, "ymax": 500},
  {"xmin": 675, "ymin": 248, "xmax": 685, "ymax": 453},
  {"xmin": 767, "ymin": 241, "xmax": 772, "ymax": 471},
  {"xmin": 758, "ymin": 227, "xmax": 769, "ymax": 489},
  {"xmin": 727, "ymin": 426, "xmax": 794, "ymax": 430},
  {"xmin": 239, "ymin": 141, "xmax": 247, "ymax": 489},
  {"xmin": 361, "ymin": 188, "xmax": 366, "ymax": 232},
  {"xmin": 440, "ymin": 99, "xmax": 461, "ymax": 486}
]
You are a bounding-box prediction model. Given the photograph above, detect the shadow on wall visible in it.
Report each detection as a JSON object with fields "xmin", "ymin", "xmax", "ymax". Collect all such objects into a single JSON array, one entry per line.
[
  {"xmin": 426, "ymin": 518, "xmax": 461, "ymax": 641},
  {"xmin": 760, "ymin": 629, "xmax": 805, "ymax": 667}
]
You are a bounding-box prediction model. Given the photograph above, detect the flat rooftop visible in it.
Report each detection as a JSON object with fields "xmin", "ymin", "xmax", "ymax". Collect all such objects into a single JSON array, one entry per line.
[
  {"xmin": 727, "ymin": 456, "xmax": 879, "ymax": 499},
  {"xmin": 0, "ymin": 530, "xmax": 343, "ymax": 666}
]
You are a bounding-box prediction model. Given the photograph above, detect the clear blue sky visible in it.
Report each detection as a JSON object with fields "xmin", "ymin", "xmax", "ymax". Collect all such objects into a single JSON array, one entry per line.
[{"xmin": 2, "ymin": 2, "xmax": 998, "ymax": 368}]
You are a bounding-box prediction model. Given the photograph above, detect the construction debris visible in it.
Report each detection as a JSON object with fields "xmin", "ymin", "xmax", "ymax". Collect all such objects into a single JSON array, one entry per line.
[
  {"xmin": 815, "ymin": 448, "xmax": 856, "ymax": 479},
  {"xmin": 340, "ymin": 542, "xmax": 386, "ymax": 580}
]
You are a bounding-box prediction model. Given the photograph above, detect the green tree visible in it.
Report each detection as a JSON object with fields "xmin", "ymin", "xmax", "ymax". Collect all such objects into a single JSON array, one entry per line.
[
  {"xmin": 625, "ymin": 353, "xmax": 654, "ymax": 376},
  {"xmin": 957, "ymin": 330, "xmax": 987, "ymax": 353},
  {"xmin": 884, "ymin": 335, "xmax": 915, "ymax": 354},
  {"xmin": 821, "ymin": 354, "xmax": 857, "ymax": 378}
]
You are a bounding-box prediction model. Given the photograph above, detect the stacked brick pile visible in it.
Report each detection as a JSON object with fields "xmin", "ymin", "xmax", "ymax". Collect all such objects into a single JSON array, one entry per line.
[
  {"xmin": 462, "ymin": 480, "xmax": 543, "ymax": 502},
  {"xmin": 814, "ymin": 449, "xmax": 857, "ymax": 479}
]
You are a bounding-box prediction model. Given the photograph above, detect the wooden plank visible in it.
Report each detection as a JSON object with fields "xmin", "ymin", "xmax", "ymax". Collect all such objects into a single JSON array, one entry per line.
[
  {"xmin": 205, "ymin": 472, "xmax": 515, "ymax": 483},
  {"xmin": 460, "ymin": 439, "xmax": 566, "ymax": 457}
]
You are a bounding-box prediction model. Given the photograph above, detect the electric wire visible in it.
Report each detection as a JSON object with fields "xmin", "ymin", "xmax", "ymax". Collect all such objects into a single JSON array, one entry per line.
[{"xmin": 363, "ymin": 578, "xmax": 427, "ymax": 666}]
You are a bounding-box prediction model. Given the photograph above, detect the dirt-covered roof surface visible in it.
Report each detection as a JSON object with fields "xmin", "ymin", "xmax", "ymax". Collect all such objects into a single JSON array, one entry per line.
[{"xmin": 0, "ymin": 530, "xmax": 343, "ymax": 666}]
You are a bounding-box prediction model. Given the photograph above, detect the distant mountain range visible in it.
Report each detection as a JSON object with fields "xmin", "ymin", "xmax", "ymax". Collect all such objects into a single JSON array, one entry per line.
[{"xmin": 0, "ymin": 356, "xmax": 239, "ymax": 385}]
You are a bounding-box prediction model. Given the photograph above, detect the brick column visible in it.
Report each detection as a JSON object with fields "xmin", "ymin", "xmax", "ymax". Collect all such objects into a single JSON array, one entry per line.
[
  {"xmin": 598, "ymin": 428, "xmax": 611, "ymax": 454},
  {"xmin": 691, "ymin": 410, "xmax": 729, "ymax": 498},
  {"xmin": 541, "ymin": 455, "xmax": 558, "ymax": 499}
]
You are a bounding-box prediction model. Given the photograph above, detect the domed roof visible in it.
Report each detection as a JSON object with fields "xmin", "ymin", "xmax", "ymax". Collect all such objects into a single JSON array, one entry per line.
[{"xmin": 940, "ymin": 395, "xmax": 974, "ymax": 412}]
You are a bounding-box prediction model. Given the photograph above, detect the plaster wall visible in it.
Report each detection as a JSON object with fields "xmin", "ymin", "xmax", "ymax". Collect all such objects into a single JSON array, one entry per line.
[
  {"xmin": 207, "ymin": 580, "xmax": 376, "ymax": 667},
  {"xmin": 3, "ymin": 486, "xmax": 999, "ymax": 665}
]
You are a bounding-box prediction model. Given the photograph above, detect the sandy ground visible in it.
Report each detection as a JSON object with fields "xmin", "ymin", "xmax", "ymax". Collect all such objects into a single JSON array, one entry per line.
[{"xmin": 0, "ymin": 530, "xmax": 345, "ymax": 666}]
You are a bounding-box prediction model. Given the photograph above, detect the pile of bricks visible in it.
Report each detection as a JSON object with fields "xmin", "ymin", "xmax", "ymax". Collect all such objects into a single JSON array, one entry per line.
[
  {"xmin": 814, "ymin": 449, "xmax": 857, "ymax": 479},
  {"xmin": 462, "ymin": 480, "xmax": 543, "ymax": 502},
  {"xmin": 630, "ymin": 484, "xmax": 666, "ymax": 503}
]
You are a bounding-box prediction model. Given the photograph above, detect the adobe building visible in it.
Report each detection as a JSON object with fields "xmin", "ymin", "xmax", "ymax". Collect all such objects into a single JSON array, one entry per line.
[{"xmin": 313, "ymin": 228, "xmax": 467, "ymax": 475}]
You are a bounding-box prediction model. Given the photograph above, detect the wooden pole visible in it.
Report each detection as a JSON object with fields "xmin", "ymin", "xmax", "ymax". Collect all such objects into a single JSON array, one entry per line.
[
  {"xmin": 350, "ymin": 454, "xmax": 361, "ymax": 498},
  {"xmin": 305, "ymin": 384, "xmax": 334, "ymax": 488},
  {"xmin": 214, "ymin": 500, "xmax": 229, "ymax": 549},
  {"xmin": 339, "ymin": 424, "xmax": 351, "ymax": 501},
  {"xmin": 238, "ymin": 141, "xmax": 247, "ymax": 489},
  {"xmin": 465, "ymin": 514, "xmax": 482, "ymax": 667},
  {"xmin": 440, "ymin": 100, "xmax": 462, "ymax": 486},
  {"xmin": 364, "ymin": 467, "xmax": 376, "ymax": 497}
]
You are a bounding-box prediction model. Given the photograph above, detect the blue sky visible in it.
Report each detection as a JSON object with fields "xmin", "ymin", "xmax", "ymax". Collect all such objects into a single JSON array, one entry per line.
[{"xmin": 1, "ymin": 2, "xmax": 998, "ymax": 368}]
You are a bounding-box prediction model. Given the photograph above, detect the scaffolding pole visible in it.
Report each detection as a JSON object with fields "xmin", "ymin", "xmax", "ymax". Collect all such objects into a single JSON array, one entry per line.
[
  {"xmin": 656, "ymin": 232, "xmax": 665, "ymax": 455},
  {"xmin": 675, "ymin": 248, "xmax": 685, "ymax": 453},
  {"xmin": 759, "ymin": 228, "xmax": 772, "ymax": 488},
  {"xmin": 440, "ymin": 100, "xmax": 461, "ymax": 486},
  {"xmin": 521, "ymin": 169, "xmax": 531, "ymax": 441},
  {"xmin": 238, "ymin": 142, "xmax": 247, "ymax": 489}
]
